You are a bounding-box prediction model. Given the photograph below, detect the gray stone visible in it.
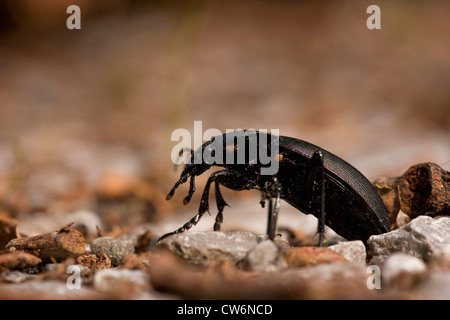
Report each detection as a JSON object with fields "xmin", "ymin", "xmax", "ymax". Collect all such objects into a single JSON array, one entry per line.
[
  {"xmin": 157, "ymin": 231, "xmax": 284, "ymax": 266},
  {"xmin": 240, "ymin": 240, "xmax": 287, "ymax": 272},
  {"xmin": 329, "ymin": 240, "xmax": 367, "ymax": 266},
  {"xmin": 368, "ymin": 216, "xmax": 450, "ymax": 263},
  {"xmin": 90, "ymin": 237, "xmax": 135, "ymax": 266}
]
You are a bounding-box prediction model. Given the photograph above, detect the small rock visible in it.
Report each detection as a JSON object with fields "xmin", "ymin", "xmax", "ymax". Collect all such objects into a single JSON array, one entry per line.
[
  {"xmin": 90, "ymin": 237, "xmax": 135, "ymax": 266},
  {"xmin": 240, "ymin": 240, "xmax": 287, "ymax": 272},
  {"xmin": 368, "ymin": 216, "xmax": 450, "ymax": 263},
  {"xmin": 6, "ymin": 227, "xmax": 86, "ymax": 262},
  {"xmin": 93, "ymin": 269, "xmax": 150, "ymax": 292},
  {"xmin": 0, "ymin": 217, "xmax": 20, "ymax": 248},
  {"xmin": 77, "ymin": 252, "xmax": 111, "ymax": 270},
  {"xmin": 397, "ymin": 162, "xmax": 449, "ymax": 219},
  {"xmin": 157, "ymin": 231, "xmax": 262, "ymax": 266},
  {"xmin": 258, "ymin": 234, "xmax": 291, "ymax": 254},
  {"xmin": 329, "ymin": 240, "xmax": 367, "ymax": 265},
  {"xmin": 0, "ymin": 251, "xmax": 42, "ymax": 271},
  {"xmin": 396, "ymin": 210, "xmax": 411, "ymax": 228},
  {"xmin": 381, "ymin": 253, "xmax": 427, "ymax": 287},
  {"xmin": 286, "ymin": 246, "xmax": 348, "ymax": 268},
  {"xmin": 121, "ymin": 252, "xmax": 153, "ymax": 272}
]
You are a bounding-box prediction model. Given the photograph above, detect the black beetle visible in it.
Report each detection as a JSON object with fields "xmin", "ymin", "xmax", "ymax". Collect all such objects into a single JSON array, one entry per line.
[{"xmin": 159, "ymin": 130, "xmax": 390, "ymax": 244}]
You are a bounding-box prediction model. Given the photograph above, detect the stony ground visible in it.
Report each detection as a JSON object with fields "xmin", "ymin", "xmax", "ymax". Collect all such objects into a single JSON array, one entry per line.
[
  {"xmin": 0, "ymin": 161, "xmax": 449, "ymax": 299},
  {"xmin": 0, "ymin": 0, "xmax": 449, "ymax": 299}
]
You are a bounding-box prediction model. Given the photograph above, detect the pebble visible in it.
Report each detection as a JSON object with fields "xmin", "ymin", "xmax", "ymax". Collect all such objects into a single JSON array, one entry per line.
[
  {"xmin": 381, "ymin": 253, "xmax": 427, "ymax": 286},
  {"xmin": 77, "ymin": 252, "xmax": 112, "ymax": 270},
  {"xmin": 329, "ymin": 240, "xmax": 367, "ymax": 266},
  {"xmin": 368, "ymin": 216, "xmax": 450, "ymax": 263},
  {"xmin": 157, "ymin": 231, "xmax": 289, "ymax": 267},
  {"xmin": 240, "ymin": 239, "xmax": 287, "ymax": 272},
  {"xmin": 286, "ymin": 246, "xmax": 348, "ymax": 268},
  {"xmin": 90, "ymin": 237, "xmax": 135, "ymax": 266},
  {"xmin": 157, "ymin": 231, "xmax": 261, "ymax": 266}
]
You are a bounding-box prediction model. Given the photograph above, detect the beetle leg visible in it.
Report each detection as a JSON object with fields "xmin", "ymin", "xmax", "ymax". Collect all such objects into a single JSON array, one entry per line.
[
  {"xmin": 166, "ymin": 173, "xmax": 189, "ymax": 200},
  {"xmin": 259, "ymin": 193, "xmax": 266, "ymax": 208},
  {"xmin": 198, "ymin": 170, "xmax": 241, "ymax": 217},
  {"xmin": 213, "ymin": 183, "xmax": 229, "ymax": 231},
  {"xmin": 183, "ymin": 175, "xmax": 196, "ymax": 205},
  {"xmin": 267, "ymin": 199, "xmax": 274, "ymax": 238},
  {"xmin": 157, "ymin": 213, "xmax": 202, "ymax": 243},
  {"xmin": 305, "ymin": 151, "xmax": 326, "ymax": 247},
  {"xmin": 267, "ymin": 179, "xmax": 282, "ymax": 240},
  {"xmin": 160, "ymin": 170, "xmax": 248, "ymax": 241}
]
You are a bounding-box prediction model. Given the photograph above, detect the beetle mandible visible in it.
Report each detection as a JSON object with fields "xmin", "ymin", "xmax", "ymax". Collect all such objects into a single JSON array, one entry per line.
[{"xmin": 158, "ymin": 130, "xmax": 390, "ymax": 245}]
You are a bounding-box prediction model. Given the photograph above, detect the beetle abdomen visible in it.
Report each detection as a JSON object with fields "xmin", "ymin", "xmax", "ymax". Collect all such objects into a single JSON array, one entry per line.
[{"xmin": 279, "ymin": 136, "xmax": 390, "ymax": 241}]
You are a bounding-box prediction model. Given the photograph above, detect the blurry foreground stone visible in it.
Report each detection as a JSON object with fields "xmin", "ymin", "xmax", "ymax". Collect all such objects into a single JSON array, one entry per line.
[
  {"xmin": 0, "ymin": 280, "xmax": 107, "ymax": 300},
  {"xmin": 380, "ymin": 253, "xmax": 427, "ymax": 288},
  {"xmin": 150, "ymin": 249, "xmax": 380, "ymax": 299},
  {"xmin": 240, "ymin": 239, "xmax": 287, "ymax": 272},
  {"xmin": 94, "ymin": 269, "xmax": 150, "ymax": 292}
]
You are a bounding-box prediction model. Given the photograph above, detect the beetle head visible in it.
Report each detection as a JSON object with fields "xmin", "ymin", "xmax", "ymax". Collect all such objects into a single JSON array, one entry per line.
[{"xmin": 166, "ymin": 138, "xmax": 216, "ymax": 202}]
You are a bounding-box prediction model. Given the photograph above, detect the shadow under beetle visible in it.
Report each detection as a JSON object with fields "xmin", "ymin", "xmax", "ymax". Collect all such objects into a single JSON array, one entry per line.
[{"xmin": 159, "ymin": 131, "xmax": 390, "ymax": 245}]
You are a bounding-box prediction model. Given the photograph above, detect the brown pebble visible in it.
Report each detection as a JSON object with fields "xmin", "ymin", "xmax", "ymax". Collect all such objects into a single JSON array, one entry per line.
[
  {"xmin": 77, "ymin": 252, "xmax": 111, "ymax": 270},
  {"xmin": 6, "ymin": 227, "xmax": 86, "ymax": 262},
  {"xmin": 0, "ymin": 217, "xmax": 21, "ymax": 249},
  {"xmin": 286, "ymin": 246, "xmax": 348, "ymax": 268},
  {"xmin": 0, "ymin": 251, "xmax": 42, "ymax": 271}
]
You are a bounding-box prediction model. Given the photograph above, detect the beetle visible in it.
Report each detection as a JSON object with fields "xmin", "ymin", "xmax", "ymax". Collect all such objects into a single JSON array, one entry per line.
[{"xmin": 158, "ymin": 130, "xmax": 390, "ymax": 245}]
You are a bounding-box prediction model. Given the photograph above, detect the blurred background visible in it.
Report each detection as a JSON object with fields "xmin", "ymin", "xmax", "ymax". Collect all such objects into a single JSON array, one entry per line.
[{"xmin": 0, "ymin": 0, "xmax": 448, "ymax": 238}]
